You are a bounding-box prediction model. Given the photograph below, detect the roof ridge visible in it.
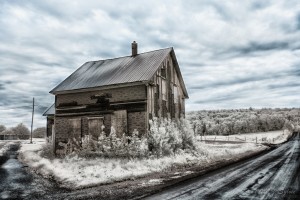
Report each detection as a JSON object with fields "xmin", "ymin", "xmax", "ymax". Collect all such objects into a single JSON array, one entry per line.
[
  {"xmin": 50, "ymin": 47, "xmax": 176, "ymax": 94},
  {"xmin": 89, "ymin": 47, "xmax": 173, "ymax": 63}
]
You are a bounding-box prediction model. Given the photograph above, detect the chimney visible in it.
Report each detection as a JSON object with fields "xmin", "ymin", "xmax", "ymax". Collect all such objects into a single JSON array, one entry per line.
[{"xmin": 131, "ymin": 41, "xmax": 138, "ymax": 56}]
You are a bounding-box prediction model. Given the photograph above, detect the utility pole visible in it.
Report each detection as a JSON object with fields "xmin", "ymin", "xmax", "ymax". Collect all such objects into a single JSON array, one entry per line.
[{"xmin": 30, "ymin": 97, "xmax": 34, "ymax": 144}]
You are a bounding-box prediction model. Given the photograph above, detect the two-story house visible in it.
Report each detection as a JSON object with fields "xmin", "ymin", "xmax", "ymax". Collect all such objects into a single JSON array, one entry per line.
[{"xmin": 44, "ymin": 42, "xmax": 188, "ymax": 154}]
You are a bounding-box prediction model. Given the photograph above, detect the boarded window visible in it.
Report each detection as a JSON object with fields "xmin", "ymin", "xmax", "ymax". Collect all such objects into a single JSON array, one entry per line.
[
  {"xmin": 174, "ymin": 86, "xmax": 178, "ymax": 103},
  {"xmin": 69, "ymin": 118, "xmax": 81, "ymax": 139},
  {"xmin": 111, "ymin": 110, "xmax": 127, "ymax": 137},
  {"xmin": 154, "ymin": 92, "xmax": 159, "ymax": 117},
  {"xmin": 69, "ymin": 118, "xmax": 82, "ymax": 149},
  {"xmin": 162, "ymin": 79, "xmax": 167, "ymax": 101},
  {"xmin": 161, "ymin": 65, "xmax": 166, "ymax": 78},
  {"xmin": 88, "ymin": 117, "xmax": 103, "ymax": 141}
]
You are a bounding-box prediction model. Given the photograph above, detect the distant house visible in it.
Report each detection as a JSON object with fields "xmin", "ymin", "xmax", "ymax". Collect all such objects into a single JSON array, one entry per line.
[{"xmin": 43, "ymin": 42, "xmax": 188, "ymax": 154}]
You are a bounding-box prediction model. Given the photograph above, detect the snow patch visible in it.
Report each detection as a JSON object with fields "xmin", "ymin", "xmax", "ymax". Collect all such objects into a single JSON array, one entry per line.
[{"xmin": 16, "ymin": 134, "xmax": 281, "ymax": 188}]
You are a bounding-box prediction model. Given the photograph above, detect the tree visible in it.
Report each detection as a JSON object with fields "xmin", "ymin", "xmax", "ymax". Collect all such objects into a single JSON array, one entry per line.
[
  {"xmin": 12, "ymin": 123, "xmax": 30, "ymax": 139},
  {"xmin": 0, "ymin": 129, "xmax": 14, "ymax": 135},
  {"xmin": 0, "ymin": 125, "xmax": 6, "ymax": 133},
  {"xmin": 33, "ymin": 127, "xmax": 46, "ymax": 138}
]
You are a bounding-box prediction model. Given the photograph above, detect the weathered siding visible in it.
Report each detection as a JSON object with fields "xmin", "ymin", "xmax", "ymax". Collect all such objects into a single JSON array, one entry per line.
[
  {"xmin": 149, "ymin": 54, "xmax": 185, "ymax": 119},
  {"xmin": 56, "ymin": 85, "xmax": 146, "ymax": 106}
]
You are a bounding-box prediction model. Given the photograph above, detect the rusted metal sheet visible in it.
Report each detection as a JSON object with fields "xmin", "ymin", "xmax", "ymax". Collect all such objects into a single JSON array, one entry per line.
[{"xmin": 50, "ymin": 48, "xmax": 172, "ymax": 93}]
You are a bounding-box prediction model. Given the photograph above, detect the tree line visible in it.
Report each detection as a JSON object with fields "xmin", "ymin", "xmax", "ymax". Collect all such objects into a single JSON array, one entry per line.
[
  {"xmin": 187, "ymin": 108, "xmax": 299, "ymax": 136},
  {"xmin": 0, "ymin": 123, "xmax": 46, "ymax": 138}
]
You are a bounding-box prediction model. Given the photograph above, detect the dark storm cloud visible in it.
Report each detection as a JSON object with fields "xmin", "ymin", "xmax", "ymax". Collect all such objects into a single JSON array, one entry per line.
[
  {"xmin": 189, "ymin": 75, "xmax": 269, "ymax": 90},
  {"xmin": 0, "ymin": 84, "xmax": 4, "ymax": 90},
  {"xmin": 296, "ymin": 13, "xmax": 300, "ymax": 30},
  {"xmin": 0, "ymin": 81, "xmax": 12, "ymax": 93},
  {"xmin": 250, "ymin": 1, "xmax": 270, "ymax": 10},
  {"xmin": 228, "ymin": 41, "xmax": 290, "ymax": 55},
  {"xmin": 195, "ymin": 93, "xmax": 242, "ymax": 104},
  {"xmin": 1, "ymin": 0, "xmax": 300, "ymax": 127},
  {"xmin": 268, "ymin": 82, "xmax": 300, "ymax": 90}
]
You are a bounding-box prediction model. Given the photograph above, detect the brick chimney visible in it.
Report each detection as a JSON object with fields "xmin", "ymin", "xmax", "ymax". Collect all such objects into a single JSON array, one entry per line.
[{"xmin": 131, "ymin": 41, "xmax": 138, "ymax": 56}]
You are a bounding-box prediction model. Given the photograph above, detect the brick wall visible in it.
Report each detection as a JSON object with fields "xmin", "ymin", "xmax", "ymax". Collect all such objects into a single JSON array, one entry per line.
[
  {"xmin": 54, "ymin": 85, "xmax": 148, "ymax": 155},
  {"xmin": 127, "ymin": 111, "xmax": 146, "ymax": 136},
  {"xmin": 56, "ymin": 85, "xmax": 146, "ymax": 105},
  {"xmin": 46, "ymin": 117, "xmax": 54, "ymax": 137}
]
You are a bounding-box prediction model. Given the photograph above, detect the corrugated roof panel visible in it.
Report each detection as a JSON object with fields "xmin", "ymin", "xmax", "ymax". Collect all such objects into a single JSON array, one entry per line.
[
  {"xmin": 50, "ymin": 47, "xmax": 172, "ymax": 93},
  {"xmin": 43, "ymin": 103, "xmax": 55, "ymax": 116}
]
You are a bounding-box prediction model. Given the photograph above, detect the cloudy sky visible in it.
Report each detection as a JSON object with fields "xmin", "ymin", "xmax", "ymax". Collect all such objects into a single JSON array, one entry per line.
[{"xmin": 0, "ymin": 0, "xmax": 299, "ymax": 128}]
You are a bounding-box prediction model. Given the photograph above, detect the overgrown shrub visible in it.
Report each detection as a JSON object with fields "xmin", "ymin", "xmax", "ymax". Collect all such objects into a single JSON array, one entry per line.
[
  {"xmin": 54, "ymin": 117, "xmax": 197, "ymax": 158},
  {"xmin": 148, "ymin": 117, "xmax": 196, "ymax": 157},
  {"xmin": 78, "ymin": 129, "xmax": 148, "ymax": 158},
  {"xmin": 39, "ymin": 142, "xmax": 55, "ymax": 159}
]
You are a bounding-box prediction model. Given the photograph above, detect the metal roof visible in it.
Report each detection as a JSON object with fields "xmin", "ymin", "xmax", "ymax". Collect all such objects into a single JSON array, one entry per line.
[
  {"xmin": 50, "ymin": 47, "xmax": 173, "ymax": 94},
  {"xmin": 43, "ymin": 103, "xmax": 55, "ymax": 116}
]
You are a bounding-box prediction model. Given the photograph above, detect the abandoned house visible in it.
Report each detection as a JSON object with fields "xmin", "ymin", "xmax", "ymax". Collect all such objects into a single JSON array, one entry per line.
[{"xmin": 43, "ymin": 42, "xmax": 188, "ymax": 154}]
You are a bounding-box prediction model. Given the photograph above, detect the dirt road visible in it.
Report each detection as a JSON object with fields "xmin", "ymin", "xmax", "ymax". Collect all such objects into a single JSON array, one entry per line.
[
  {"xmin": 0, "ymin": 143, "xmax": 67, "ymax": 199},
  {"xmin": 0, "ymin": 133, "xmax": 299, "ymax": 199},
  {"xmin": 145, "ymin": 133, "xmax": 300, "ymax": 200}
]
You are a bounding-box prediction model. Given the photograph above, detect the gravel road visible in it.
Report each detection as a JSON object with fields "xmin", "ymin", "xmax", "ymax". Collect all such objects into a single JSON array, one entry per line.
[{"xmin": 145, "ymin": 132, "xmax": 300, "ymax": 200}]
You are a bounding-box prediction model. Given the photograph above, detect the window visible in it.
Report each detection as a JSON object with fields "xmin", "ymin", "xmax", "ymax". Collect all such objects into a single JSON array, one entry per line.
[
  {"xmin": 161, "ymin": 65, "xmax": 166, "ymax": 78},
  {"xmin": 174, "ymin": 86, "xmax": 178, "ymax": 103},
  {"xmin": 162, "ymin": 79, "xmax": 167, "ymax": 100}
]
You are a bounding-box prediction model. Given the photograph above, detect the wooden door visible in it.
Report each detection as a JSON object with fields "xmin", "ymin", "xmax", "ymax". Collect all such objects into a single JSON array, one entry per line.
[
  {"xmin": 69, "ymin": 118, "xmax": 82, "ymax": 147},
  {"xmin": 111, "ymin": 110, "xmax": 127, "ymax": 137},
  {"xmin": 88, "ymin": 117, "xmax": 103, "ymax": 141}
]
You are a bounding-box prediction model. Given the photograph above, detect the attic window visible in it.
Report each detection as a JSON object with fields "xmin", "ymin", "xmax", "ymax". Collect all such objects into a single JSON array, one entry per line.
[{"xmin": 161, "ymin": 65, "xmax": 166, "ymax": 78}]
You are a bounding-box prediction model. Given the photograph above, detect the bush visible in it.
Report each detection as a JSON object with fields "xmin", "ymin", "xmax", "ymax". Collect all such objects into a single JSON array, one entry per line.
[
  {"xmin": 148, "ymin": 117, "xmax": 196, "ymax": 157},
  {"xmin": 77, "ymin": 128, "xmax": 149, "ymax": 158},
  {"xmin": 54, "ymin": 117, "xmax": 197, "ymax": 158},
  {"xmin": 39, "ymin": 142, "xmax": 55, "ymax": 159}
]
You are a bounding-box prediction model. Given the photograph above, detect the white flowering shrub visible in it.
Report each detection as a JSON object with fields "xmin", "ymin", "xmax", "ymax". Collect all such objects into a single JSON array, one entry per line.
[
  {"xmin": 60, "ymin": 117, "xmax": 197, "ymax": 158},
  {"xmin": 148, "ymin": 117, "xmax": 196, "ymax": 157}
]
